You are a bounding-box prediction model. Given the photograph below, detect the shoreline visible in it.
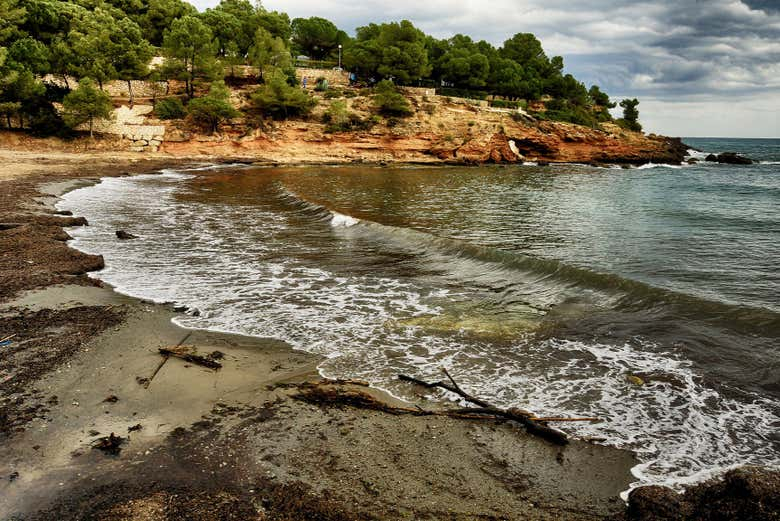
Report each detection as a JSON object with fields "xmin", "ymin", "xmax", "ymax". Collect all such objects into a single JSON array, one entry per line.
[{"xmin": 1, "ymin": 150, "xmax": 776, "ymax": 520}]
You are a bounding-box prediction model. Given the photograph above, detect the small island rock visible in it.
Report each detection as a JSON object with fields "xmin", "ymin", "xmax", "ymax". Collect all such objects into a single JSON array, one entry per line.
[{"xmin": 115, "ymin": 230, "xmax": 138, "ymax": 240}]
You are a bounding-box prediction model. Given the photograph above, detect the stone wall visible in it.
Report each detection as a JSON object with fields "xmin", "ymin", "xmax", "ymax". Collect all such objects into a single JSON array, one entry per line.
[
  {"xmin": 295, "ymin": 68, "xmax": 349, "ymax": 88},
  {"xmin": 91, "ymin": 105, "xmax": 165, "ymax": 152},
  {"xmin": 42, "ymin": 75, "xmax": 167, "ymax": 99}
]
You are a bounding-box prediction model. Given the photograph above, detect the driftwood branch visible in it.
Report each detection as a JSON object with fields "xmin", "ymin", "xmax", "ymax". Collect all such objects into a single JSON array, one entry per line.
[
  {"xmin": 158, "ymin": 347, "xmax": 222, "ymax": 370},
  {"xmin": 398, "ymin": 370, "xmax": 573, "ymax": 446}
]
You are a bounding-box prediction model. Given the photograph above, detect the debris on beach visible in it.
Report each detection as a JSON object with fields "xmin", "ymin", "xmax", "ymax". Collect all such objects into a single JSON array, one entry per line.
[
  {"xmin": 158, "ymin": 346, "xmax": 223, "ymax": 370},
  {"xmin": 92, "ymin": 432, "xmax": 126, "ymax": 455},
  {"xmin": 128, "ymin": 424, "xmax": 143, "ymax": 432},
  {"xmin": 287, "ymin": 370, "xmax": 599, "ymax": 447},
  {"xmin": 102, "ymin": 395, "xmax": 119, "ymax": 403}
]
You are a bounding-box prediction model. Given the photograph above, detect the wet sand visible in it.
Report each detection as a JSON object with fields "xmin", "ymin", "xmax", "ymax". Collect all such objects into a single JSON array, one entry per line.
[{"xmin": 0, "ymin": 149, "xmax": 638, "ymax": 520}]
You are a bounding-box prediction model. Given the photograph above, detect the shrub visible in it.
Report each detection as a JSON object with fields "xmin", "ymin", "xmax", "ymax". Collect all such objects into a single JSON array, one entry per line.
[
  {"xmin": 251, "ymin": 70, "xmax": 317, "ymax": 119},
  {"xmin": 322, "ymin": 100, "xmax": 374, "ymax": 132},
  {"xmin": 373, "ymin": 80, "xmax": 411, "ymax": 117},
  {"xmin": 324, "ymin": 88, "xmax": 343, "ymax": 99},
  {"xmin": 314, "ymin": 77, "xmax": 328, "ymax": 91},
  {"xmin": 437, "ymin": 87, "xmax": 488, "ymax": 100},
  {"xmin": 490, "ymin": 99, "xmax": 525, "ymax": 109},
  {"xmin": 616, "ymin": 118, "xmax": 642, "ymax": 132},
  {"xmin": 155, "ymin": 98, "xmax": 186, "ymax": 120},
  {"xmin": 187, "ymin": 81, "xmax": 239, "ymax": 133}
]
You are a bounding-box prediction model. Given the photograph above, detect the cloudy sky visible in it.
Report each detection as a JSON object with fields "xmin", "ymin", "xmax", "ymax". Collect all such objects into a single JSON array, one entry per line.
[{"xmin": 189, "ymin": 0, "xmax": 780, "ymax": 137}]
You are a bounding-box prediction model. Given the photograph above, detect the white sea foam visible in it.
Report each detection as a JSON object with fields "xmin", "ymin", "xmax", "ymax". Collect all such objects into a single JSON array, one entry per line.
[
  {"xmin": 635, "ymin": 162, "xmax": 684, "ymax": 170},
  {"xmin": 56, "ymin": 168, "xmax": 780, "ymax": 494},
  {"xmin": 331, "ymin": 212, "xmax": 360, "ymax": 227}
]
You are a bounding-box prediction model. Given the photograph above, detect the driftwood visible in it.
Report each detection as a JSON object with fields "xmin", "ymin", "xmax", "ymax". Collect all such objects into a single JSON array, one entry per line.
[
  {"xmin": 289, "ymin": 375, "xmax": 598, "ymax": 446},
  {"xmin": 158, "ymin": 347, "xmax": 222, "ymax": 370},
  {"xmin": 398, "ymin": 370, "xmax": 583, "ymax": 446}
]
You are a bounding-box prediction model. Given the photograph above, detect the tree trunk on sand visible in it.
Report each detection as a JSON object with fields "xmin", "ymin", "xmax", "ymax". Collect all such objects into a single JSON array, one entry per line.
[{"xmin": 89, "ymin": 118, "xmax": 93, "ymax": 139}]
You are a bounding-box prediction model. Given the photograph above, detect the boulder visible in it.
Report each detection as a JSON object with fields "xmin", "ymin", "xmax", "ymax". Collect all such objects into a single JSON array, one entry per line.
[
  {"xmin": 705, "ymin": 153, "xmax": 718, "ymax": 162},
  {"xmin": 716, "ymin": 152, "xmax": 753, "ymax": 165},
  {"xmin": 115, "ymin": 230, "xmax": 138, "ymax": 240},
  {"xmin": 687, "ymin": 158, "xmax": 699, "ymax": 164},
  {"xmin": 627, "ymin": 466, "xmax": 780, "ymax": 521}
]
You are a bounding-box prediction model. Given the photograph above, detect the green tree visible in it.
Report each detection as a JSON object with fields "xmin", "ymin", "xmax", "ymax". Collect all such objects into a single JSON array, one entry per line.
[
  {"xmin": 62, "ymin": 78, "xmax": 113, "ymax": 137},
  {"xmin": 141, "ymin": 0, "xmax": 196, "ymax": 47},
  {"xmin": 8, "ymin": 37, "xmax": 50, "ymax": 75},
  {"xmin": 501, "ymin": 33, "xmax": 546, "ymax": 67},
  {"xmin": 588, "ymin": 85, "xmax": 615, "ymax": 108},
  {"xmin": 113, "ymin": 16, "xmax": 153, "ymax": 105},
  {"xmin": 249, "ymin": 27, "xmax": 291, "ymax": 81},
  {"xmin": 618, "ymin": 98, "xmax": 641, "ymax": 131},
  {"xmin": 200, "ymin": 8, "xmax": 242, "ymax": 57},
  {"xmin": 291, "ymin": 16, "xmax": 344, "ymax": 60},
  {"xmin": 373, "ymin": 79, "xmax": 411, "ymax": 117},
  {"xmin": 187, "ymin": 80, "xmax": 238, "ymax": 133},
  {"xmin": 345, "ymin": 21, "xmax": 431, "ymax": 84},
  {"xmin": 162, "ymin": 15, "xmax": 217, "ymax": 99},
  {"xmin": 0, "ymin": 0, "xmax": 25, "ymax": 45},
  {"xmin": 250, "ymin": 69, "xmax": 316, "ymax": 119}
]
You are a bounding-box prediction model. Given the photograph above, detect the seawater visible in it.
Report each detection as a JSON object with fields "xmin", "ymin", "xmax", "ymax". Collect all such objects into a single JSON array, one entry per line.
[{"xmin": 58, "ymin": 138, "xmax": 780, "ymax": 492}]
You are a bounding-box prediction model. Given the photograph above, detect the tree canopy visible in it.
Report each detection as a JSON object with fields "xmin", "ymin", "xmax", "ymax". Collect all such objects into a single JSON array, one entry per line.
[{"xmin": 0, "ymin": 0, "xmax": 637, "ymax": 133}]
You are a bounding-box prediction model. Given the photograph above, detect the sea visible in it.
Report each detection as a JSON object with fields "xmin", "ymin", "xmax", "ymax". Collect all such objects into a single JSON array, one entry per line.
[{"xmin": 58, "ymin": 137, "xmax": 779, "ymax": 492}]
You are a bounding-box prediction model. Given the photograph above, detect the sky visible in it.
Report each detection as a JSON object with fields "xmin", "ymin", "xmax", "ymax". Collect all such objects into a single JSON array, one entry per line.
[{"xmin": 188, "ymin": 0, "xmax": 780, "ymax": 137}]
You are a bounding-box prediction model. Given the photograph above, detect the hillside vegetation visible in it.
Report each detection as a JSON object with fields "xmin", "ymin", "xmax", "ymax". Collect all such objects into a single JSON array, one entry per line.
[{"xmin": 0, "ymin": 0, "xmax": 643, "ymax": 137}]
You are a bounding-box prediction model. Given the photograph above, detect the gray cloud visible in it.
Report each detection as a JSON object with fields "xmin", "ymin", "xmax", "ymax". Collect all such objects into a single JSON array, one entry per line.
[{"xmin": 189, "ymin": 0, "xmax": 780, "ymax": 136}]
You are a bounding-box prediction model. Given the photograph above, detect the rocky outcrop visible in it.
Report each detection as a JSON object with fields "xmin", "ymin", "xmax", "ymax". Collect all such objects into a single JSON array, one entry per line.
[
  {"xmin": 626, "ymin": 467, "xmax": 780, "ymax": 521},
  {"xmin": 705, "ymin": 152, "xmax": 753, "ymax": 165}
]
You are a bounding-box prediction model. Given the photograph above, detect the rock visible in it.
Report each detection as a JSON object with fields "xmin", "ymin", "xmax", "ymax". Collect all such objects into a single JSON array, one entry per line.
[
  {"xmin": 627, "ymin": 485, "xmax": 685, "ymax": 521},
  {"xmin": 705, "ymin": 154, "xmax": 718, "ymax": 162},
  {"xmin": 149, "ymin": 139, "xmax": 161, "ymax": 146},
  {"xmin": 716, "ymin": 152, "xmax": 753, "ymax": 165},
  {"xmin": 627, "ymin": 466, "xmax": 780, "ymax": 521},
  {"xmin": 537, "ymin": 161, "xmax": 550, "ymax": 166},
  {"xmin": 129, "ymin": 146, "xmax": 144, "ymax": 153},
  {"xmin": 687, "ymin": 158, "xmax": 699, "ymax": 164},
  {"xmin": 115, "ymin": 230, "xmax": 137, "ymax": 240}
]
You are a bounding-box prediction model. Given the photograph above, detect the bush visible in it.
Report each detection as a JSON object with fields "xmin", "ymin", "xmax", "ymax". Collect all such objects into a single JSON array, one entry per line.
[
  {"xmin": 187, "ymin": 81, "xmax": 239, "ymax": 133},
  {"xmin": 616, "ymin": 118, "xmax": 642, "ymax": 132},
  {"xmin": 155, "ymin": 98, "xmax": 186, "ymax": 120},
  {"xmin": 437, "ymin": 87, "xmax": 488, "ymax": 100},
  {"xmin": 322, "ymin": 100, "xmax": 374, "ymax": 132},
  {"xmin": 373, "ymin": 80, "xmax": 411, "ymax": 117},
  {"xmin": 324, "ymin": 88, "xmax": 343, "ymax": 99},
  {"xmin": 251, "ymin": 70, "xmax": 317, "ymax": 119},
  {"xmin": 490, "ymin": 99, "xmax": 525, "ymax": 109},
  {"xmin": 314, "ymin": 77, "xmax": 328, "ymax": 91}
]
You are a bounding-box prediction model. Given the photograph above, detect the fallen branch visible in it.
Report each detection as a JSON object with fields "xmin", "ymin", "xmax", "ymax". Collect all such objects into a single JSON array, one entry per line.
[
  {"xmin": 398, "ymin": 370, "xmax": 571, "ymax": 446},
  {"xmin": 158, "ymin": 347, "xmax": 222, "ymax": 370},
  {"xmin": 144, "ymin": 332, "xmax": 192, "ymax": 389}
]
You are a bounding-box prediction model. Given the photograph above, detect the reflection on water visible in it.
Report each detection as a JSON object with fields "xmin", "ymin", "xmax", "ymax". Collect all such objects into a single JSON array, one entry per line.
[{"xmin": 59, "ymin": 158, "xmax": 780, "ymax": 491}]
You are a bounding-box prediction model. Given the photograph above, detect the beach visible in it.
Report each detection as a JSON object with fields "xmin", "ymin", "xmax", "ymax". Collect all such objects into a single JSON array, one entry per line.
[{"xmin": 0, "ymin": 149, "xmax": 642, "ymax": 520}]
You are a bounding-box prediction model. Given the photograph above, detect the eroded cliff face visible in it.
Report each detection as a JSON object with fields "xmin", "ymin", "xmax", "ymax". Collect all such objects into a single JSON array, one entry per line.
[{"xmin": 160, "ymin": 95, "xmax": 687, "ymax": 165}]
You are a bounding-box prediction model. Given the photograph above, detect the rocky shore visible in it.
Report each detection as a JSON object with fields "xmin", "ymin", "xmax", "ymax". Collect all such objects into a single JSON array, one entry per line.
[{"xmin": 0, "ymin": 149, "xmax": 777, "ymax": 520}]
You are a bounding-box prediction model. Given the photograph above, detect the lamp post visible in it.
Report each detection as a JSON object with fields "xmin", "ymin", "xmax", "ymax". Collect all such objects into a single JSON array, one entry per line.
[{"xmin": 338, "ymin": 44, "xmax": 342, "ymax": 70}]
